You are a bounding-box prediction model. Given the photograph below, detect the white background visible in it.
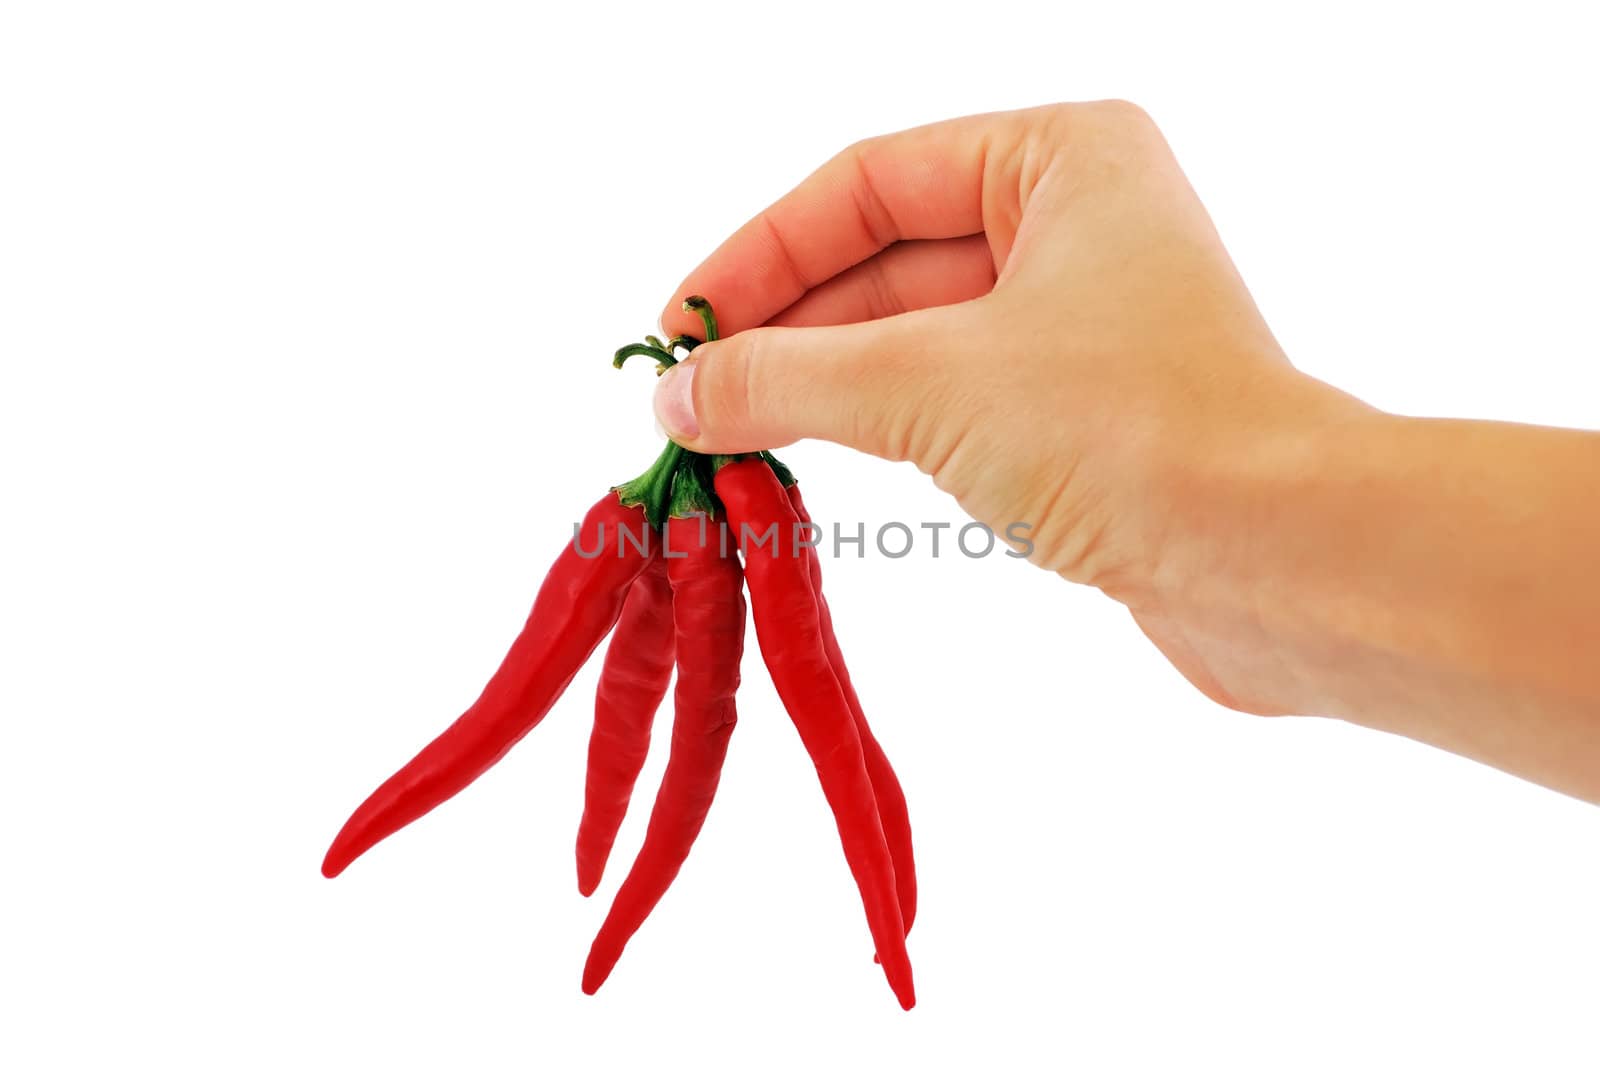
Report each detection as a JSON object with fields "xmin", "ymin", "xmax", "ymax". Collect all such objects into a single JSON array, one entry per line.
[{"xmin": 3, "ymin": 1, "xmax": 1598, "ymax": 1067}]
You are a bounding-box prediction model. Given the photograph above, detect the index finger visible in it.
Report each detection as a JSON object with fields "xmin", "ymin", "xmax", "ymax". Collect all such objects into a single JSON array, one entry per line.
[{"xmin": 660, "ymin": 110, "xmax": 1012, "ymax": 338}]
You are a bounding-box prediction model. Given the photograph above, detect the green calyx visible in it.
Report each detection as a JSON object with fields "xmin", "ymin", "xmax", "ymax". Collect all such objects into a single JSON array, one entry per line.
[
  {"xmin": 612, "ymin": 296, "xmax": 793, "ymax": 526},
  {"xmin": 758, "ymin": 450, "xmax": 795, "ymax": 488},
  {"xmin": 612, "ymin": 444, "xmax": 729, "ymax": 527},
  {"xmin": 613, "ymin": 441, "xmax": 685, "ymax": 527},
  {"xmin": 668, "ymin": 452, "xmax": 717, "ymax": 518}
]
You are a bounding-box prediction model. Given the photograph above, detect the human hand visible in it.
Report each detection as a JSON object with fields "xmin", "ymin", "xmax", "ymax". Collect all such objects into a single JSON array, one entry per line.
[{"xmin": 655, "ymin": 103, "xmax": 1358, "ymax": 593}]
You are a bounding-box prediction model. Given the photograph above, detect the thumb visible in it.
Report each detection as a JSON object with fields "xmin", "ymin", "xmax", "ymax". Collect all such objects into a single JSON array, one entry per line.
[{"xmin": 651, "ymin": 308, "xmax": 956, "ymax": 461}]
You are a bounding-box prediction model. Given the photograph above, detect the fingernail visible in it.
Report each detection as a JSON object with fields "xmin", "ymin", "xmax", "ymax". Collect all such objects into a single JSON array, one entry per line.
[{"xmin": 653, "ymin": 361, "xmax": 699, "ymax": 440}]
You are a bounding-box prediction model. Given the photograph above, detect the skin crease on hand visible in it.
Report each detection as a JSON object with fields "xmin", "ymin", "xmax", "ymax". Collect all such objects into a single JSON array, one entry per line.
[{"xmin": 653, "ymin": 101, "xmax": 1600, "ymax": 805}]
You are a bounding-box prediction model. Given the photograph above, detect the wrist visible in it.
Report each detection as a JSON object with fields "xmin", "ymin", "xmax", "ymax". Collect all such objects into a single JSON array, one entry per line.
[{"xmin": 1121, "ymin": 371, "xmax": 1385, "ymax": 715}]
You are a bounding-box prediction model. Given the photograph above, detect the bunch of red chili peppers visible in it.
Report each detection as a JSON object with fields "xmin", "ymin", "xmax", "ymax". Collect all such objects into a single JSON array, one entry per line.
[{"xmin": 322, "ymin": 298, "xmax": 918, "ymax": 1008}]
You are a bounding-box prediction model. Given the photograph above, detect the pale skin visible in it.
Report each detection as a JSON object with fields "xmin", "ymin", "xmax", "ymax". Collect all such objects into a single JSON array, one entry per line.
[{"xmin": 653, "ymin": 101, "xmax": 1600, "ymax": 804}]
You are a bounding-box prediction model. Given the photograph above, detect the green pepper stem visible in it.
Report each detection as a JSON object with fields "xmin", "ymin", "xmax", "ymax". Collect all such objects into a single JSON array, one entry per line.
[
  {"xmin": 682, "ymin": 295, "xmax": 719, "ymax": 342},
  {"xmin": 611, "ymin": 299, "xmax": 788, "ymax": 525},
  {"xmin": 614, "ymin": 343, "xmax": 678, "ymax": 374}
]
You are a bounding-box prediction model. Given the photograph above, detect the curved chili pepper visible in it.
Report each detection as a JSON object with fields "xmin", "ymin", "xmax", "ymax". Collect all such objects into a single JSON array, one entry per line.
[
  {"xmin": 321, "ymin": 492, "xmax": 656, "ymax": 878},
  {"xmin": 575, "ymin": 552, "xmax": 676, "ymax": 897},
  {"xmin": 715, "ymin": 457, "xmax": 915, "ymax": 1010},
  {"xmin": 787, "ymin": 482, "xmax": 918, "ymax": 936},
  {"xmin": 582, "ymin": 513, "xmax": 745, "ymax": 994}
]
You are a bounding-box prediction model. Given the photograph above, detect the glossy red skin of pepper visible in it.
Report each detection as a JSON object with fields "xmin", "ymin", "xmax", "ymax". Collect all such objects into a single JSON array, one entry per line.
[
  {"xmin": 787, "ymin": 483, "xmax": 918, "ymax": 937},
  {"xmin": 575, "ymin": 552, "xmax": 676, "ymax": 897},
  {"xmin": 715, "ymin": 458, "xmax": 915, "ymax": 1010},
  {"xmin": 583, "ymin": 513, "xmax": 745, "ymax": 994},
  {"xmin": 321, "ymin": 492, "xmax": 655, "ymax": 879}
]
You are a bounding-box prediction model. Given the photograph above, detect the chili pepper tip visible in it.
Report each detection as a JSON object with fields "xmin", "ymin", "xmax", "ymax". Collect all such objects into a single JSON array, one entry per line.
[{"xmin": 580, "ymin": 950, "xmax": 617, "ymax": 996}]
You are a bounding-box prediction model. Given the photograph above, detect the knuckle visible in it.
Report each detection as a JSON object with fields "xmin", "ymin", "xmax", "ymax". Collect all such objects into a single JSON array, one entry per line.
[
  {"xmin": 692, "ymin": 373, "xmax": 737, "ymax": 440},
  {"xmin": 865, "ymin": 318, "xmax": 964, "ymax": 463},
  {"xmin": 1048, "ymin": 99, "xmax": 1167, "ymax": 187},
  {"xmin": 731, "ymin": 333, "xmax": 762, "ymax": 429},
  {"xmin": 842, "ymin": 132, "xmax": 884, "ymax": 162},
  {"xmin": 698, "ymin": 335, "xmax": 760, "ymax": 437},
  {"xmin": 860, "ymin": 256, "xmax": 902, "ymax": 320},
  {"xmin": 1094, "ymin": 97, "xmax": 1155, "ymax": 128},
  {"xmin": 829, "ymin": 135, "xmax": 876, "ymax": 185},
  {"xmin": 1035, "ymin": 98, "xmax": 1159, "ymax": 148}
]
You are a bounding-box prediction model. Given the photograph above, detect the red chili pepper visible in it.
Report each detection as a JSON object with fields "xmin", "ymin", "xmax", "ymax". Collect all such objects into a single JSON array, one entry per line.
[
  {"xmin": 788, "ymin": 482, "xmax": 918, "ymax": 936},
  {"xmin": 582, "ymin": 512, "xmax": 745, "ymax": 993},
  {"xmin": 715, "ymin": 457, "xmax": 915, "ymax": 1010},
  {"xmin": 575, "ymin": 552, "xmax": 676, "ymax": 897},
  {"xmin": 321, "ymin": 491, "xmax": 657, "ymax": 878},
  {"xmin": 324, "ymin": 298, "xmax": 926, "ymax": 1012}
]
